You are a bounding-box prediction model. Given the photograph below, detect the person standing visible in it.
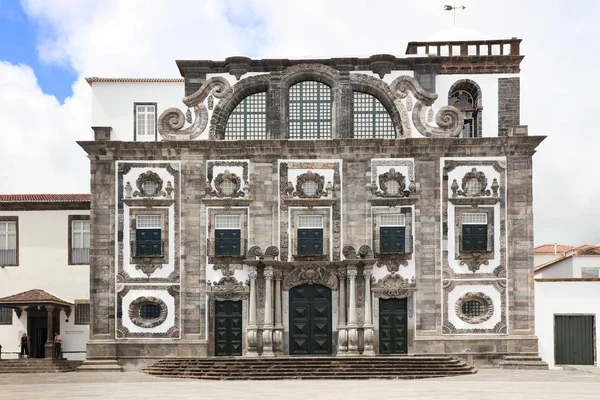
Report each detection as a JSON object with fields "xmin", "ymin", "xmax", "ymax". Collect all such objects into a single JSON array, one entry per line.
[
  {"xmin": 19, "ymin": 333, "xmax": 29, "ymax": 359},
  {"xmin": 53, "ymin": 332, "xmax": 62, "ymax": 359}
]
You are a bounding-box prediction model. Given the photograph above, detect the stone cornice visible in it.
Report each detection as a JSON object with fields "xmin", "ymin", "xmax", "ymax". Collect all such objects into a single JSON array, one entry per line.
[{"xmin": 78, "ymin": 136, "xmax": 545, "ymax": 159}]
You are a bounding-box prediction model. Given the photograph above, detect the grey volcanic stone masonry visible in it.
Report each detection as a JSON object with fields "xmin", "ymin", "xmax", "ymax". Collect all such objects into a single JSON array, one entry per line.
[{"xmin": 498, "ymin": 78, "xmax": 520, "ymax": 137}]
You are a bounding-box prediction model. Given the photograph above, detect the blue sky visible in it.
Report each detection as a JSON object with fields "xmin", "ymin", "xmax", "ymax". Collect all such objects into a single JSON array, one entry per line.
[{"xmin": 0, "ymin": 0, "xmax": 76, "ymax": 102}]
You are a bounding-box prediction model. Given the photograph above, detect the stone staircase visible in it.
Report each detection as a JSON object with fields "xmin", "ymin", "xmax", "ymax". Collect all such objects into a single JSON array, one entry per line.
[
  {"xmin": 0, "ymin": 359, "xmax": 82, "ymax": 373},
  {"xmin": 77, "ymin": 359, "xmax": 124, "ymax": 372},
  {"xmin": 144, "ymin": 356, "xmax": 477, "ymax": 380},
  {"xmin": 499, "ymin": 355, "xmax": 549, "ymax": 370}
]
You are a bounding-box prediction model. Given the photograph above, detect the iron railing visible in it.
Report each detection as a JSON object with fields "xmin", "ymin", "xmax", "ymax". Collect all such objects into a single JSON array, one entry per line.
[
  {"xmin": 130, "ymin": 240, "xmax": 165, "ymax": 258},
  {"xmin": 291, "ymin": 239, "xmax": 330, "ymax": 258},
  {"xmin": 374, "ymin": 235, "xmax": 413, "ymax": 255},
  {"xmin": 207, "ymin": 238, "xmax": 248, "ymax": 258}
]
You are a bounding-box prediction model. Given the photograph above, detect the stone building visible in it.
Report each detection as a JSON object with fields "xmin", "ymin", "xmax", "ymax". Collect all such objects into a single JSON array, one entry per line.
[{"xmin": 80, "ymin": 37, "xmax": 545, "ymax": 368}]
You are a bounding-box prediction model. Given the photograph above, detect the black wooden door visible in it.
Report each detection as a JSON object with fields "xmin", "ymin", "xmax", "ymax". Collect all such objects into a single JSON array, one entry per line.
[
  {"xmin": 297, "ymin": 229, "xmax": 323, "ymax": 256},
  {"xmin": 379, "ymin": 298, "xmax": 408, "ymax": 354},
  {"xmin": 215, "ymin": 300, "xmax": 243, "ymax": 356},
  {"xmin": 136, "ymin": 229, "xmax": 161, "ymax": 256},
  {"xmin": 380, "ymin": 226, "xmax": 406, "ymax": 253},
  {"xmin": 289, "ymin": 285, "xmax": 332, "ymax": 355},
  {"xmin": 215, "ymin": 229, "xmax": 241, "ymax": 256},
  {"xmin": 554, "ymin": 315, "xmax": 594, "ymax": 365}
]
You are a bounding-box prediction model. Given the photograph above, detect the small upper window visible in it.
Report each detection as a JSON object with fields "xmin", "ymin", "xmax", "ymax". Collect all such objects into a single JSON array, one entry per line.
[
  {"xmin": 289, "ymin": 81, "xmax": 332, "ymax": 139},
  {"xmin": 297, "ymin": 215, "xmax": 324, "ymax": 256},
  {"xmin": 0, "ymin": 219, "xmax": 17, "ymax": 266},
  {"xmin": 135, "ymin": 103, "xmax": 156, "ymax": 140},
  {"xmin": 353, "ymin": 92, "xmax": 395, "ymax": 138},
  {"xmin": 225, "ymin": 92, "xmax": 267, "ymax": 140},
  {"xmin": 75, "ymin": 301, "xmax": 91, "ymax": 325},
  {"xmin": 134, "ymin": 215, "xmax": 163, "ymax": 257},
  {"xmin": 0, "ymin": 307, "xmax": 12, "ymax": 325},
  {"xmin": 71, "ymin": 219, "xmax": 90, "ymax": 264},
  {"xmin": 461, "ymin": 213, "xmax": 488, "ymax": 252},
  {"xmin": 214, "ymin": 215, "xmax": 242, "ymax": 256},
  {"xmin": 379, "ymin": 214, "xmax": 406, "ymax": 254},
  {"xmin": 581, "ymin": 268, "xmax": 600, "ymax": 278}
]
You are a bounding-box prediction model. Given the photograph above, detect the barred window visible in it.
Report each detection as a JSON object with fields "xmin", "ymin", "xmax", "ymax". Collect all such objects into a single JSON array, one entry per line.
[
  {"xmin": 289, "ymin": 81, "xmax": 332, "ymax": 139},
  {"xmin": 140, "ymin": 303, "xmax": 161, "ymax": 319},
  {"xmin": 461, "ymin": 300, "xmax": 484, "ymax": 317},
  {"xmin": 75, "ymin": 301, "xmax": 90, "ymax": 325},
  {"xmin": 225, "ymin": 92, "xmax": 267, "ymax": 140},
  {"xmin": 462, "ymin": 213, "xmax": 487, "ymax": 225},
  {"xmin": 353, "ymin": 92, "xmax": 395, "ymax": 138},
  {"xmin": 379, "ymin": 214, "xmax": 406, "ymax": 227},
  {"xmin": 298, "ymin": 215, "xmax": 323, "ymax": 228},
  {"xmin": 0, "ymin": 307, "xmax": 12, "ymax": 324},
  {"xmin": 136, "ymin": 215, "xmax": 162, "ymax": 229},
  {"xmin": 215, "ymin": 215, "xmax": 241, "ymax": 229}
]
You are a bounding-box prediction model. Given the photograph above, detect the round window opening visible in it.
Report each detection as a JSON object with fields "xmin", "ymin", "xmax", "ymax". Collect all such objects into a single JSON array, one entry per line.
[
  {"xmin": 302, "ymin": 180, "xmax": 318, "ymax": 196},
  {"xmin": 461, "ymin": 300, "xmax": 484, "ymax": 317},
  {"xmin": 455, "ymin": 292, "xmax": 494, "ymax": 324},
  {"xmin": 129, "ymin": 296, "xmax": 169, "ymax": 328},
  {"xmin": 140, "ymin": 303, "xmax": 161, "ymax": 319}
]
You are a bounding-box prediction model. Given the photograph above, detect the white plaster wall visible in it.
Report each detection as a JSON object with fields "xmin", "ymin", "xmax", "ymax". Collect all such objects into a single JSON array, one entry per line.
[
  {"xmin": 535, "ymin": 253, "xmax": 564, "ymax": 267},
  {"xmin": 535, "ymin": 258, "xmax": 574, "ymax": 279},
  {"xmin": 573, "ymin": 257, "xmax": 600, "ymax": 277},
  {"xmin": 0, "ymin": 209, "xmax": 90, "ymax": 359},
  {"xmin": 535, "ymin": 281, "xmax": 600, "ymax": 368},
  {"xmin": 121, "ymin": 289, "xmax": 175, "ymax": 334},
  {"xmin": 91, "ymin": 82, "xmax": 184, "ymax": 141},
  {"xmin": 437, "ymin": 73, "xmax": 519, "ymax": 138}
]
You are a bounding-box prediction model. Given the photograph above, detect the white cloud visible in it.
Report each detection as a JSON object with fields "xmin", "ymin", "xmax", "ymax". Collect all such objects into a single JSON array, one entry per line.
[{"xmin": 0, "ymin": 0, "xmax": 599, "ymax": 245}]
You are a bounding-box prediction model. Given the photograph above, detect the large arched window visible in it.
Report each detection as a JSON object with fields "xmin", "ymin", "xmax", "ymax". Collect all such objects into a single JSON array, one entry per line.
[
  {"xmin": 225, "ymin": 92, "xmax": 267, "ymax": 140},
  {"xmin": 353, "ymin": 92, "xmax": 395, "ymax": 138},
  {"xmin": 448, "ymin": 80, "xmax": 482, "ymax": 138},
  {"xmin": 289, "ymin": 81, "xmax": 332, "ymax": 139}
]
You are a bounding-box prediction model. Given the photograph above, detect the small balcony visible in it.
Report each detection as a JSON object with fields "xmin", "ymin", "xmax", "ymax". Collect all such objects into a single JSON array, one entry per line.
[
  {"xmin": 131, "ymin": 240, "xmax": 164, "ymax": 258},
  {"xmin": 207, "ymin": 238, "xmax": 248, "ymax": 258}
]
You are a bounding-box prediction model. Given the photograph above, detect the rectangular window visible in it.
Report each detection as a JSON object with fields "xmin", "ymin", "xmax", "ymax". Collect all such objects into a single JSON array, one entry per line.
[
  {"xmin": 134, "ymin": 103, "xmax": 157, "ymax": 140},
  {"xmin": 215, "ymin": 215, "xmax": 241, "ymax": 256},
  {"xmin": 135, "ymin": 215, "xmax": 163, "ymax": 257},
  {"xmin": 297, "ymin": 215, "xmax": 323, "ymax": 256},
  {"xmin": 0, "ymin": 219, "xmax": 17, "ymax": 265},
  {"xmin": 379, "ymin": 214, "xmax": 406, "ymax": 254},
  {"xmin": 75, "ymin": 301, "xmax": 90, "ymax": 325},
  {"xmin": 462, "ymin": 213, "xmax": 488, "ymax": 252},
  {"xmin": 70, "ymin": 218, "xmax": 90, "ymax": 264},
  {"xmin": 581, "ymin": 268, "xmax": 600, "ymax": 278},
  {"xmin": 0, "ymin": 307, "xmax": 12, "ymax": 325}
]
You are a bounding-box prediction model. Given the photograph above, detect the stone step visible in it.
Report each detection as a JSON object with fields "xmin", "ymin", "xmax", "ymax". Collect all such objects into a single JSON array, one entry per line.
[
  {"xmin": 0, "ymin": 360, "xmax": 81, "ymax": 373},
  {"xmin": 76, "ymin": 359, "xmax": 124, "ymax": 372}
]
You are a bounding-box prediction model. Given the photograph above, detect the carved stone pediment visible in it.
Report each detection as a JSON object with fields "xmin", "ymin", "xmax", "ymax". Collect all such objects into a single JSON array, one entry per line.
[
  {"xmin": 372, "ymin": 273, "xmax": 416, "ymax": 299},
  {"xmin": 135, "ymin": 264, "xmax": 162, "ymax": 277},
  {"xmin": 134, "ymin": 171, "xmax": 164, "ymax": 198},
  {"xmin": 293, "ymin": 170, "xmax": 327, "ymax": 198},
  {"xmin": 211, "ymin": 169, "xmax": 245, "ymax": 198},
  {"xmin": 207, "ymin": 276, "xmax": 249, "ymax": 299},
  {"xmin": 283, "ymin": 265, "xmax": 337, "ymax": 291}
]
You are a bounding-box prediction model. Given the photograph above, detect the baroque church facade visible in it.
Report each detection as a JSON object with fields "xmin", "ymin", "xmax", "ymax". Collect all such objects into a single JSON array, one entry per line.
[{"xmin": 81, "ymin": 37, "xmax": 544, "ymax": 367}]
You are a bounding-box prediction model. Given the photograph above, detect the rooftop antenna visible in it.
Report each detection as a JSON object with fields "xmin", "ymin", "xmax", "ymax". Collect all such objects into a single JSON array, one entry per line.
[{"xmin": 444, "ymin": 5, "xmax": 466, "ymax": 27}]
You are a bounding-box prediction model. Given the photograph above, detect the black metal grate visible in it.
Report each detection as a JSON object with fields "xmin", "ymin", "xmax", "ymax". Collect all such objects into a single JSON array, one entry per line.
[
  {"xmin": 289, "ymin": 81, "xmax": 332, "ymax": 139},
  {"xmin": 225, "ymin": 92, "xmax": 267, "ymax": 140},
  {"xmin": 75, "ymin": 302, "xmax": 90, "ymax": 325},
  {"xmin": 140, "ymin": 303, "xmax": 161, "ymax": 319},
  {"xmin": 461, "ymin": 300, "xmax": 484, "ymax": 316},
  {"xmin": 0, "ymin": 307, "xmax": 12, "ymax": 325},
  {"xmin": 353, "ymin": 92, "xmax": 395, "ymax": 138}
]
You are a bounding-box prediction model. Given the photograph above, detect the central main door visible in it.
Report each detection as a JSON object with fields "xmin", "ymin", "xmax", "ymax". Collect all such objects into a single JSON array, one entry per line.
[
  {"xmin": 215, "ymin": 300, "xmax": 242, "ymax": 356},
  {"xmin": 289, "ymin": 284, "xmax": 332, "ymax": 355},
  {"xmin": 379, "ymin": 298, "xmax": 408, "ymax": 354}
]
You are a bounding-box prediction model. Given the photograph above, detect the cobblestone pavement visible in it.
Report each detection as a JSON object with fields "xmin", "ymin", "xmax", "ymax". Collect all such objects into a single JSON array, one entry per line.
[{"xmin": 0, "ymin": 369, "xmax": 599, "ymax": 400}]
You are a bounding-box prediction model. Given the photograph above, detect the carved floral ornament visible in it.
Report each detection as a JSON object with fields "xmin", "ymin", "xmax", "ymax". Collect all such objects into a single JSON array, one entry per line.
[
  {"xmin": 133, "ymin": 171, "xmax": 165, "ymax": 198},
  {"xmin": 372, "ymin": 273, "xmax": 416, "ymax": 299},
  {"xmin": 291, "ymin": 170, "xmax": 331, "ymax": 198},
  {"xmin": 282, "ymin": 266, "xmax": 338, "ymax": 291},
  {"xmin": 157, "ymin": 65, "xmax": 463, "ymax": 141},
  {"xmin": 451, "ymin": 168, "xmax": 499, "ymax": 198},
  {"xmin": 128, "ymin": 296, "xmax": 168, "ymax": 328},
  {"xmin": 371, "ymin": 168, "xmax": 416, "ymax": 198},
  {"xmin": 455, "ymin": 292, "xmax": 494, "ymax": 324},
  {"xmin": 211, "ymin": 169, "xmax": 245, "ymax": 198}
]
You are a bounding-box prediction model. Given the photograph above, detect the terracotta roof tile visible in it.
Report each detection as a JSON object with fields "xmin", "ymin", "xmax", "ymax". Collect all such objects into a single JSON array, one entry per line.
[
  {"xmin": 0, "ymin": 289, "xmax": 72, "ymax": 305},
  {"xmin": 572, "ymin": 245, "xmax": 600, "ymax": 256},
  {"xmin": 0, "ymin": 194, "xmax": 91, "ymax": 203},
  {"xmin": 85, "ymin": 77, "xmax": 184, "ymax": 86},
  {"xmin": 534, "ymin": 244, "xmax": 575, "ymax": 254}
]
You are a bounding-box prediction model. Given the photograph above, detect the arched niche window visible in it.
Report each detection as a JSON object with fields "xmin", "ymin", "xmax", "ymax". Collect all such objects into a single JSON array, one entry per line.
[
  {"xmin": 448, "ymin": 80, "xmax": 482, "ymax": 138},
  {"xmin": 225, "ymin": 92, "xmax": 267, "ymax": 140},
  {"xmin": 289, "ymin": 81, "xmax": 332, "ymax": 139},
  {"xmin": 353, "ymin": 92, "xmax": 395, "ymax": 138}
]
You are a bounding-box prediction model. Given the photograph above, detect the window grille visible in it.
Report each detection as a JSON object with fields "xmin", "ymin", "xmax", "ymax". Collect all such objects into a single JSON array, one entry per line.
[
  {"xmin": 462, "ymin": 213, "xmax": 487, "ymax": 225},
  {"xmin": 0, "ymin": 307, "xmax": 12, "ymax": 325},
  {"xmin": 225, "ymin": 92, "xmax": 267, "ymax": 140},
  {"xmin": 220, "ymin": 180, "xmax": 236, "ymax": 195},
  {"xmin": 136, "ymin": 215, "xmax": 162, "ymax": 229},
  {"xmin": 289, "ymin": 81, "xmax": 332, "ymax": 139},
  {"xmin": 302, "ymin": 181, "xmax": 318, "ymax": 196},
  {"xmin": 298, "ymin": 215, "xmax": 323, "ymax": 228},
  {"xmin": 215, "ymin": 215, "xmax": 241, "ymax": 229},
  {"xmin": 142, "ymin": 180, "xmax": 158, "ymax": 194},
  {"xmin": 140, "ymin": 303, "xmax": 161, "ymax": 319},
  {"xmin": 75, "ymin": 302, "xmax": 90, "ymax": 325},
  {"xmin": 135, "ymin": 104, "xmax": 156, "ymax": 137},
  {"xmin": 461, "ymin": 300, "xmax": 484, "ymax": 316},
  {"xmin": 386, "ymin": 180, "xmax": 400, "ymax": 195},
  {"xmin": 379, "ymin": 214, "xmax": 406, "ymax": 227},
  {"xmin": 353, "ymin": 92, "xmax": 395, "ymax": 138},
  {"xmin": 465, "ymin": 178, "xmax": 481, "ymax": 196}
]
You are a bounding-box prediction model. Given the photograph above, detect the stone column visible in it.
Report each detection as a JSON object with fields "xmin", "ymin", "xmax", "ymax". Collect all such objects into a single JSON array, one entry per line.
[
  {"xmin": 262, "ymin": 266, "xmax": 274, "ymax": 356},
  {"xmin": 336, "ymin": 267, "xmax": 347, "ymax": 355},
  {"xmin": 346, "ymin": 266, "xmax": 359, "ymax": 354},
  {"xmin": 363, "ymin": 267, "xmax": 375, "ymax": 355},
  {"xmin": 273, "ymin": 270, "xmax": 283, "ymax": 354},
  {"xmin": 247, "ymin": 267, "xmax": 258, "ymax": 356},
  {"xmin": 44, "ymin": 306, "xmax": 55, "ymax": 359}
]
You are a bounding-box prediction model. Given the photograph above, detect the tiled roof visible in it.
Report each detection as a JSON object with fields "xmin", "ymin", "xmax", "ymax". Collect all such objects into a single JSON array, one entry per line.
[
  {"xmin": 0, "ymin": 194, "xmax": 91, "ymax": 203},
  {"xmin": 534, "ymin": 244, "xmax": 575, "ymax": 254},
  {"xmin": 85, "ymin": 77, "xmax": 184, "ymax": 86},
  {"xmin": 572, "ymin": 245, "xmax": 600, "ymax": 256},
  {"xmin": 0, "ymin": 289, "xmax": 72, "ymax": 305}
]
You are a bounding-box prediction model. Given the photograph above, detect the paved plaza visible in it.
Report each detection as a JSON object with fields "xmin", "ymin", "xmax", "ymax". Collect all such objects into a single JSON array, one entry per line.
[{"xmin": 0, "ymin": 368, "xmax": 599, "ymax": 400}]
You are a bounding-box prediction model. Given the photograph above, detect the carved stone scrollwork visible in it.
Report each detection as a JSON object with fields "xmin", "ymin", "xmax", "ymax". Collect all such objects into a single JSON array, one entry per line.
[
  {"xmin": 390, "ymin": 75, "xmax": 463, "ymax": 138},
  {"xmin": 213, "ymin": 263, "xmax": 243, "ymax": 277},
  {"xmin": 135, "ymin": 264, "xmax": 162, "ymax": 277},
  {"xmin": 246, "ymin": 246, "xmax": 263, "ymax": 259},
  {"xmin": 158, "ymin": 77, "xmax": 233, "ymax": 140},
  {"xmin": 207, "ymin": 276, "xmax": 249, "ymax": 299},
  {"xmin": 358, "ymin": 245, "xmax": 373, "ymax": 259},
  {"xmin": 128, "ymin": 296, "xmax": 168, "ymax": 328},
  {"xmin": 456, "ymin": 168, "xmax": 491, "ymax": 197},
  {"xmin": 342, "ymin": 246, "xmax": 357, "ymax": 260},
  {"xmin": 282, "ymin": 266, "xmax": 338, "ymax": 291},
  {"xmin": 372, "ymin": 273, "xmax": 416, "ymax": 299},
  {"xmin": 373, "ymin": 168, "xmax": 409, "ymax": 198},
  {"xmin": 293, "ymin": 170, "xmax": 327, "ymax": 198},
  {"xmin": 133, "ymin": 171, "xmax": 164, "ymax": 198},
  {"xmin": 264, "ymin": 246, "xmax": 280, "ymax": 260},
  {"xmin": 459, "ymin": 253, "xmax": 490, "ymax": 273},
  {"xmin": 455, "ymin": 292, "xmax": 495, "ymax": 324},
  {"xmin": 378, "ymin": 259, "xmax": 408, "ymax": 273},
  {"xmin": 211, "ymin": 169, "xmax": 245, "ymax": 198}
]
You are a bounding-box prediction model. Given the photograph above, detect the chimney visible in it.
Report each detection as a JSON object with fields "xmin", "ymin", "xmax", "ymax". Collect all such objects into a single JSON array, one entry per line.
[{"xmin": 554, "ymin": 243, "xmax": 557, "ymax": 255}]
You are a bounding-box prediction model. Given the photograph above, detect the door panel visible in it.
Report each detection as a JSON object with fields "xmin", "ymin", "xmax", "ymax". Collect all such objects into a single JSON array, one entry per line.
[
  {"xmin": 379, "ymin": 298, "xmax": 408, "ymax": 354},
  {"xmin": 554, "ymin": 315, "xmax": 594, "ymax": 365},
  {"xmin": 215, "ymin": 300, "xmax": 243, "ymax": 356},
  {"xmin": 289, "ymin": 284, "xmax": 332, "ymax": 355}
]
